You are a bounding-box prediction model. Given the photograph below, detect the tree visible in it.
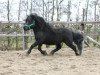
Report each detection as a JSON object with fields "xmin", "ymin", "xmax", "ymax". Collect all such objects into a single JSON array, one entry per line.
[
  {"xmin": 56, "ymin": 0, "xmax": 64, "ymax": 21},
  {"xmin": 7, "ymin": 0, "xmax": 10, "ymax": 21},
  {"xmin": 51, "ymin": 0, "xmax": 55, "ymax": 21},
  {"xmin": 93, "ymin": 0, "xmax": 99, "ymax": 21},
  {"xmin": 85, "ymin": 0, "xmax": 89, "ymax": 21},
  {"xmin": 67, "ymin": 0, "xmax": 71, "ymax": 22},
  {"xmin": 18, "ymin": 0, "xmax": 22, "ymax": 21},
  {"xmin": 76, "ymin": 0, "xmax": 81, "ymax": 21},
  {"xmin": 42, "ymin": 0, "xmax": 45, "ymax": 18},
  {"xmin": 30, "ymin": 0, "xmax": 33, "ymax": 13}
]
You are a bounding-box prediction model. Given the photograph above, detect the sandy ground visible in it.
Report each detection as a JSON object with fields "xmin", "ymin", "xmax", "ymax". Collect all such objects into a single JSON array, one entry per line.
[{"xmin": 0, "ymin": 47, "xmax": 100, "ymax": 75}]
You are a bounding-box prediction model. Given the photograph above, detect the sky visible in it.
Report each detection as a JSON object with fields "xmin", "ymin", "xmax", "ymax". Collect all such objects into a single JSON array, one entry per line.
[{"xmin": 0, "ymin": 0, "xmax": 99, "ymax": 21}]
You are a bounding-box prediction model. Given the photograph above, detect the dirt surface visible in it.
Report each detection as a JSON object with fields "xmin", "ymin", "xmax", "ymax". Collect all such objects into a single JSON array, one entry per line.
[{"xmin": 0, "ymin": 47, "xmax": 100, "ymax": 75}]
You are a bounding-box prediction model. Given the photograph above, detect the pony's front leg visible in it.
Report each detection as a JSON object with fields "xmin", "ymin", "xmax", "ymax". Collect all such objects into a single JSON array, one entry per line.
[
  {"xmin": 38, "ymin": 45, "xmax": 48, "ymax": 55},
  {"xmin": 26, "ymin": 42, "xmax": 38, "ymax": 55}
]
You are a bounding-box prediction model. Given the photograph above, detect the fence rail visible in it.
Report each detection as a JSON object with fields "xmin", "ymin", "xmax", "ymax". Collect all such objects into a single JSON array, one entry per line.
[
  {"xmin": 0, "ymin": 34, "xmax": 34, "ymax": 36},
  {"xmin": 0, "ymin": 21, "xmax": 100, "ymax": 50}
]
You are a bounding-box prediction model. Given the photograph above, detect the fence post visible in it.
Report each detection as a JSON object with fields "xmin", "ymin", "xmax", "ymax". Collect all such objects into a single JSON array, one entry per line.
[
  {"xmin": 80, "ymin": 23, "xmax": 85, "ymax": 49},
  {"xmin": 23, "ymin": 29, "xmax": 27, "ymax": 50}
]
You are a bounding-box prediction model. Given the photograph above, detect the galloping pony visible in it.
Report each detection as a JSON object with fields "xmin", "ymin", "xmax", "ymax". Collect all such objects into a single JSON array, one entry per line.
[{"xmin": 23, "ymin": 14, "xmax": 84, "ymax": 56}]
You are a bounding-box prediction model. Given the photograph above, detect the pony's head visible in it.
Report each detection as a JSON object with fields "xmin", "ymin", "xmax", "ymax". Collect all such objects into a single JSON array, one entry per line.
[
  {"xmin": 23, "ymin": 14, "xmax": 35, "ymax": 31},
  {"xmin": 23, "ymin": 13, "xmax": 46, "ymax": 31}
]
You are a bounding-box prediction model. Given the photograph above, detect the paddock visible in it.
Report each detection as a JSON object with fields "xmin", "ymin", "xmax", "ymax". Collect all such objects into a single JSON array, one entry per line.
[
  {"xmin": 0, "ymin": 21, "xmax": 100, "ymax": 75},
  {"xmin": 0, "ymin": 47, "xmax": 100, "ymax": 75}
]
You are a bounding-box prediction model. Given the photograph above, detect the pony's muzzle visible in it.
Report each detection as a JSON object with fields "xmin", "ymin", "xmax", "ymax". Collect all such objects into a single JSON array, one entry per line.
[{"xmin": 23, "ymin": 25, "xmax": 30, "ymax": 31}]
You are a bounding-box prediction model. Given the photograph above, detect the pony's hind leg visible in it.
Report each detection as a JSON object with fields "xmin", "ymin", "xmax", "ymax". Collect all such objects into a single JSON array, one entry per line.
[
  {"xmin": 26, "ymin": 41, "xmax": 38, "ymax": 55},
  {"xmin": 49, "ymin": 44, "xmax": 61, "ymax": 55},
  {"xmin": 76, "ymin": 40, "xmax": 84, "ymax": 55},
  {"xmin": 38, "ymin": 45, "xmax": 48, "ymax": 55},
  {"xmin": 64, "ymin": 42, "xmax": 79, "ymax": 56}
]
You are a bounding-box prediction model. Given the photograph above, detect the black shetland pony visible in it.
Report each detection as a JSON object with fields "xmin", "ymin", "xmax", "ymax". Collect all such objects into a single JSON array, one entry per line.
[{"xmin": 24, "ymin": 14, "xmax": 84, "ymax": 56}]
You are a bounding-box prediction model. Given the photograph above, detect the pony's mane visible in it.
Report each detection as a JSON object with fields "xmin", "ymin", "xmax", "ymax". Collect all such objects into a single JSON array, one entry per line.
[{"xmin": 30, "ymin": 14, "xmax": 53, "ymax": 31}]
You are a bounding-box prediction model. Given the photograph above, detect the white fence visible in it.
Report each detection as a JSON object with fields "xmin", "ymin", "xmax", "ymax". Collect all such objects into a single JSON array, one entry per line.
[{"xmin": 0, "ymin": 21, "xmax": 100, "ymax": 50}]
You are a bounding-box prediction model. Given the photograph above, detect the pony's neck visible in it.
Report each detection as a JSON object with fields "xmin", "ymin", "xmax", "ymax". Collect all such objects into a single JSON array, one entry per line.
[
  {"xmin": 42, "ymin": 23, "xmax": 55, "ymax": 34},
  {"xmin": 32, "ymin": 26, "xmax": 41, "ymax": 34},
  {"xmin": 33, "ymin": 22, "xmax": 54, "ymax": 35}
]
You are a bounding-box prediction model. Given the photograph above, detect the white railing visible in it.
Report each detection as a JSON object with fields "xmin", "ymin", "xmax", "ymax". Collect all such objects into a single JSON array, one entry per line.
[{"xmin": 0, "ymin": 21, "xmax": 100, "ymax": 50}]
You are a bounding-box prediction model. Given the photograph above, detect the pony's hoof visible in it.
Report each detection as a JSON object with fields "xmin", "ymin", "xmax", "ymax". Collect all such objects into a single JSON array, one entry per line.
[
  {"xmin": 42, "ymin": 51, "xmax": 48, "ymax": 56},
  {"xmin": 49, "ymin": 52, "xmax": 54, "ymax": 56},
  {"xmin": 75, "ymin": 53, "xmax": 81, "ymax": 56}
]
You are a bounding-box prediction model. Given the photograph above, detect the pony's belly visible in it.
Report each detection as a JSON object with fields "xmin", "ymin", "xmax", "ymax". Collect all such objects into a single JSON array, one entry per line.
[
  {"xmin": 43, "ymin": 42, "xmax": 56, "ymax": 45},
  {"xmin": 45, "ymin": 43, "xmax": 56, "ymax": 45},
  {"xmin": 43, "ymin": 40, "xmax": 61, "ymax": 45}
]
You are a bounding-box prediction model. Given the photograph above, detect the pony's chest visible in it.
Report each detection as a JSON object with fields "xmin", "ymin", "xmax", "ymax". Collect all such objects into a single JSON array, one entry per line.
[{"xmin": 35, "ymin": 32, "xmax": 45, "ymax": 40}]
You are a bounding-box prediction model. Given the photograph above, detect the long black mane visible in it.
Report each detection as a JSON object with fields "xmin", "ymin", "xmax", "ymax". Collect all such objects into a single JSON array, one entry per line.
[{"xmin": 29, "ymin": 14, "xmax": 53, "ymax": 31}]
